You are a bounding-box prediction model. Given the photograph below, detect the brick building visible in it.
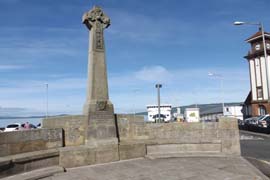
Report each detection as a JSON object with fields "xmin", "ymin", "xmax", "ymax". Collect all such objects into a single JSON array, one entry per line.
[{"xmin": 243, "ymin": 29, "xmax": 270, "ymax": 118}]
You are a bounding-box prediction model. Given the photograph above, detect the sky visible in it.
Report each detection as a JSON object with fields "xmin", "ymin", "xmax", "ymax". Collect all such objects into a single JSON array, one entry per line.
[{"xmin": 0, "ymin": 0, "xmax": 270, "ymax": 116}]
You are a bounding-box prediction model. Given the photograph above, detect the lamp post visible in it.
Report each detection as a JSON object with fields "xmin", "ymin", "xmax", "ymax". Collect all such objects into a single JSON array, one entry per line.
[
  {"xmin": 45, "ymin": 83, "xmax": 48, "ymax": 119},
  {"xmin": 234, "ymin": 21, "xmax": 269, "ymax": 100},
  {"xmin": 133, "ymin": 89, "xmax": 140, "ymax": 121},
  {"xmin": 155, "ymin": 84, "xmax": 162, "ymax": 123},
  {"xmin": 208, "ymin": 72, "xmax": 224, "ymax": 116}
]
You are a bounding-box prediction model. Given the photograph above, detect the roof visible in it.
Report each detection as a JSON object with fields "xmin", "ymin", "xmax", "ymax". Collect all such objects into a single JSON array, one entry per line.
[
  {"xmin": 246, "ymin": 30, "xmax": 270, "ymax": 42},
  {"xmin": 137, "ymin": 102, "xmax": 243, "ymax": 116},
  {"xmin": 175, "ymin": 102, "xmax": 243, "ymax": 115},
  {"xmin": 244, "ymin": 91, "xmax": 252, "ymax": 105}
]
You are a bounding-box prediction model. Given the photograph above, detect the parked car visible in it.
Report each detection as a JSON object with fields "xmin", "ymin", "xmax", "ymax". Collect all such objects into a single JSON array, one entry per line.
[
  {"xmin": 258, "ymin": 115, "xmax": 270, "ymax": 128},
  {"xmin": 3, "ymin": 123, "xmax": 23, "ymax": 132},
  {"xmin": 244, "ymin": 117, "xmax": 259, "ymax": 126},
  {"xmin": 238, "ymin": 119, "xmax": 245, "ymax": 126}
]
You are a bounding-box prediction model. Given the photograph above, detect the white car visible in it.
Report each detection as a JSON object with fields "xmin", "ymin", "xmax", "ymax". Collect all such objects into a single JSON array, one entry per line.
[{"xmin": 4, "ymin": 123, "xmax": 22, "ymax": 132}]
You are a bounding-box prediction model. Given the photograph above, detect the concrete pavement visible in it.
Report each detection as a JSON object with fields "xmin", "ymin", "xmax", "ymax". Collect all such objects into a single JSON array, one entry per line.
[
  {"xmin": 240, "ymin": 130, "xmax": 270, "ymax": 178},
  {"xmin": 41, "ymin": 157, "xmax": 268, "ymax": 180}
]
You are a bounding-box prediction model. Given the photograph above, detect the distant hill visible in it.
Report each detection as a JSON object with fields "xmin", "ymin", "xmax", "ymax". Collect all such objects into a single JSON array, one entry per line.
[{"xmin": 0, "ymin": 114, "xmax": 70, "ymax": 119}]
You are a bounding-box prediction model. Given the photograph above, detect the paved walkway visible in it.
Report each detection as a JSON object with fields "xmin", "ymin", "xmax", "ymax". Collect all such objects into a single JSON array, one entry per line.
[{"xmin": 42, "ymin": 157, "xmax": 269, "ymax": 180}]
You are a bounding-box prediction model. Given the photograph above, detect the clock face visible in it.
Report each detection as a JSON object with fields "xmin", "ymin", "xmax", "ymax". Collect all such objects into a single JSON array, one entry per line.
[{"xmin": 255, "ymin": 44, "xmax": 261, "ymax": 50}]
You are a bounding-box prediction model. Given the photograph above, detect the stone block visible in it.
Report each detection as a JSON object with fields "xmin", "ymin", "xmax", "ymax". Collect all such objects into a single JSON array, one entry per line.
[
  {"xmin": 218, "ymin": 118, "xmax": 238, "ymax": 129},
  {"xmin": 8, "ymin": 140, "xmax": 46, "ymax": 155},
  {"xmin": 0, "ymin": 133, "xmax": 7, "ymax": 144},
  {"xmin": 0, "ymin": 149, "xmax": 59, "ymax": 178},
  {"xmin": 59, "ymin": 146, "xmax": 95, "ymax": 168},
  {"xmin": 43, "ymin": 116, "xmax": 86, "ymax": 147},
  {"xmin": 0, "ymin": 128, "xmax": 63, "ymax": 157},
  {"xmin": 119, "ymin": 143, "xmax": 146, "ymax": 160},
  {"xmin": 147, "ymin": 143, "xmax": 222, "ymax": 155},
  {"xmin": 95, "ymin": 145, "xmax": 119, "ymax": 164},
  {"xmin": 0, "ymin": 144, "xmax": 9, "ymax": 157},
  {"xmin": 221, "ymin": 139, "xmax": 241, "ymax": 155}
]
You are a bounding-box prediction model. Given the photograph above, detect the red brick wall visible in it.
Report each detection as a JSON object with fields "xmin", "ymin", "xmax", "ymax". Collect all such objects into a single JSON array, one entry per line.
[{"xmin": 251, "ymin": 102, "xmax": 270, "ymax": 116}]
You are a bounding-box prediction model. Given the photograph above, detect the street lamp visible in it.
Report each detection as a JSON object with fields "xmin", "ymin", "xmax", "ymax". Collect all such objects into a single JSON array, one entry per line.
[
  {"xmin": 132, "ymin": 89, "xmax": 140, "ymax": 121},
  {"xmin": 208, "ymin": 72, "xmax": 224, "ymax": 116},
  {"xmin": 234, "ymin": 21, "xmax": 269, "ymax": 100},
  {"xmin": 155, "ymin": 84, "xmax": 162, "ymax": 123}
]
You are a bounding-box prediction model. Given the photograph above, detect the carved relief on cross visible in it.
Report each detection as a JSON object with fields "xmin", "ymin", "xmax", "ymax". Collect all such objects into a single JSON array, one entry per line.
[{"xmin": 83, "ymin": 6, "xmax": 110, "ymax": 50}]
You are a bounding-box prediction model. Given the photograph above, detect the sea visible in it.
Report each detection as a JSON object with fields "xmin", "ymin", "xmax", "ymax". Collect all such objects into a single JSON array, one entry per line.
[{"xmin": 0, "ymin": 117, "xmax": 42, "ymax": 128}]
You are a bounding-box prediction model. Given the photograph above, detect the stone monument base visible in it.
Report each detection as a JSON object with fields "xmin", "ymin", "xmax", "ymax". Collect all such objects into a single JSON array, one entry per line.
[{"xmin": 59, "ymin": 144, "xmax": 119, "ymax": 168}]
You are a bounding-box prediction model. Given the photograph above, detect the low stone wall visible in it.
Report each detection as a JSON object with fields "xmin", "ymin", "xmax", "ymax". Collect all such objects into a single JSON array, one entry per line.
[
  {"xmin": 39, "ymin": 115, "xmax": 240, "ymax": 169},
  {"xmin": 116, "ymin": 115, "xmax": 241, "ymax": 156},
  {"xmin": 0, "ymin": 128, "xmax": 63, "ymax": 157},
  {"xmin": 0, "ymin": 149, "xmax": 59, "ymax": 178},
  {"xmin": 42, "ymin": 115, "xmax": 86, "ymax": 146}
]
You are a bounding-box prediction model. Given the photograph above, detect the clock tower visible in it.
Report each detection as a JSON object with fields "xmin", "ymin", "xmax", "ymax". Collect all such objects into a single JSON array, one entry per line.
[{"xmin": 243, "ymin": 28, "xmax": 270, "ymax": 118}]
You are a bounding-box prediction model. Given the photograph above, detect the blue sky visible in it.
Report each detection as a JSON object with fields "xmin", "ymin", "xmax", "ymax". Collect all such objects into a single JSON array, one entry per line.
[{"xmin": 0, "ymin": 0, "xmax": 269, "ymax": 116}]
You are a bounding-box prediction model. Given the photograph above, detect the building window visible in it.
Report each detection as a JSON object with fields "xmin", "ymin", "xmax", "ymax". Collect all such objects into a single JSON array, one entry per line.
[
  {"xmin": 259, "ymin": 105, "xmax": 266, "ymax": 115},
  {"xmin": 257, "ymin": 87, "xmax": 263, "ymax": 99}
]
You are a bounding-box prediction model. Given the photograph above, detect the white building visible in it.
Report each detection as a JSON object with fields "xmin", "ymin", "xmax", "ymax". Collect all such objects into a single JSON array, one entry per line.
[
  {"xmin": 199, "ymin": 103, "xmax": 243, "ymax": 121},
  {"xmin": 147, "ymin": 104, "xmax": 172, "ymax": 122},
  {"xmin": 224, "ymin": 105, "xmax": 243, "ymax": 120},
  {"xmin": 184, "ymin": 108, "xmax": 200, "ymax": 122}
]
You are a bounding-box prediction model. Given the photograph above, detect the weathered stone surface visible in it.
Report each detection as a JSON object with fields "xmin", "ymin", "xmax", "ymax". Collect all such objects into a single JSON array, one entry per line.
[
  {"xmin": 82, "ymin": 6, "xmax": 111, "ymax": 114},
  {"xmin": 0, "ymin": 149, "xmax": 59, "ymax": 178},
  {"xmin": 119, "ymin": 143, "xmax": 146, "ymax": 160},
  {"xmin": 59, "ymin": 146, "xmax": 95, "ymax": 168},
  {"xmin": 43, "ymin": 116, "xmax": 86, "ymax": 146},
  {"xmin": 39, "ymin": 157, "xmax": 269, "ymax": 180},
  {"xmin": 81, "ymin": 6, "xmax": 118, "ymax": 145},
  {"xmin": 117, "ymin": 116, "xmax": 241, "ymax": 156},
  {"xmin": 95, "ymin": 145, "xmax": 119, "ymax": 164},
  {"xmin": 147, "ymin": 143, "xmax": 222, "ymax": 156},
  {"xmin": 1, "ymin": 166, "xmax": 64, "ymax": 180},
  {"xmin": 59, "ymin": 145, "xmax": 119, "ymax": 168},
  {"xmin": 0, "ymin": 129, "xmax": 63, "ymax": 157}
]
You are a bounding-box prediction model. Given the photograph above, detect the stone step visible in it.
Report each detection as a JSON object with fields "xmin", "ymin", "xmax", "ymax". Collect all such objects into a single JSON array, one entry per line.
[
  {"xmin": 146, "ymin": 143, "xmax": 222, "ymax": 155},
  {"xmin": 146, "ymin": 152, "xmax": 228, "ymax": 159},
  {"xmin": 2, "ymin": 166, "xmax": 65, "ymax": 180}
]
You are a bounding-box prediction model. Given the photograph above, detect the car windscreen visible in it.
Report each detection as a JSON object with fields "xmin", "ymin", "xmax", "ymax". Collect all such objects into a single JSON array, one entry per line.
[
  {"xmin": 6, "ymin": 124, "xmax": 19, "ymax": 128},
  {"xmin": 257, "ymin": 116, "xmax": 265, "ymax": 120}
]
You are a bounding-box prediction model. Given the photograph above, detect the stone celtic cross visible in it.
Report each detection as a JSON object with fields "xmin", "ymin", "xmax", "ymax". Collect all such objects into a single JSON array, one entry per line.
[{"xmin": 82, "ymin": 6, "xmax": 110, "ymax": 50}]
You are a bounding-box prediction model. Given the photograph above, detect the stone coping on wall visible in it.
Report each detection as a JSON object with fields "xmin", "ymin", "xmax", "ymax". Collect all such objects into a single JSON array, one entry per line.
[
  {"xmin": 0, "ymin": 149, "xmax": 60, "ymax": 178},
  {"xmin": 0, "ymin": 128, "xmax": 63, "ymax": 157}
]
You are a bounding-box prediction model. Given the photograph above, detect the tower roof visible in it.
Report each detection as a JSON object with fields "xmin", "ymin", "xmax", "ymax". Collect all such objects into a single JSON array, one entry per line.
[{"xmin": 246, "ymin": 30, "xmax": 270, "ymax": 42}]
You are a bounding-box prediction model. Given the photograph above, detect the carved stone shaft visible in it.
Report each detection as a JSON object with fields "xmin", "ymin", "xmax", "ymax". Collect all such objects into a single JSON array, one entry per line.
[
  {"xmin": 82, "ymin": 6, "xmax": 117, "ymax": 146},
  {"xmin": 83, "ymin": 6, "xmax": 112, "ymax": 115}
]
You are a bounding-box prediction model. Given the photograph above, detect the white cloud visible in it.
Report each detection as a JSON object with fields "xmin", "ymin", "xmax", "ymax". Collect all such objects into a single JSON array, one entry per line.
[
  {"xmin": 108, "ymin": 65, "xmax": 249, "ymax": 113},
  {"xmin": 0, "ymin": 65, "xmax": 26, "ymax": 71},
  {"xmin": 134, "ymin": 65, "xmax": 173, "ymax": 83}
]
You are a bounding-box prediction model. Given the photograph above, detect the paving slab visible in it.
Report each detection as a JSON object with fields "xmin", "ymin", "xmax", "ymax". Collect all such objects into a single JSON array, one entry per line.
[
  {"xmin": 2, "ymin": 166, "xmax": 64, "ymax": 180},
  {"xmin": 40, "ymin": 157, "xmax": 269, "ymax": 180}
]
